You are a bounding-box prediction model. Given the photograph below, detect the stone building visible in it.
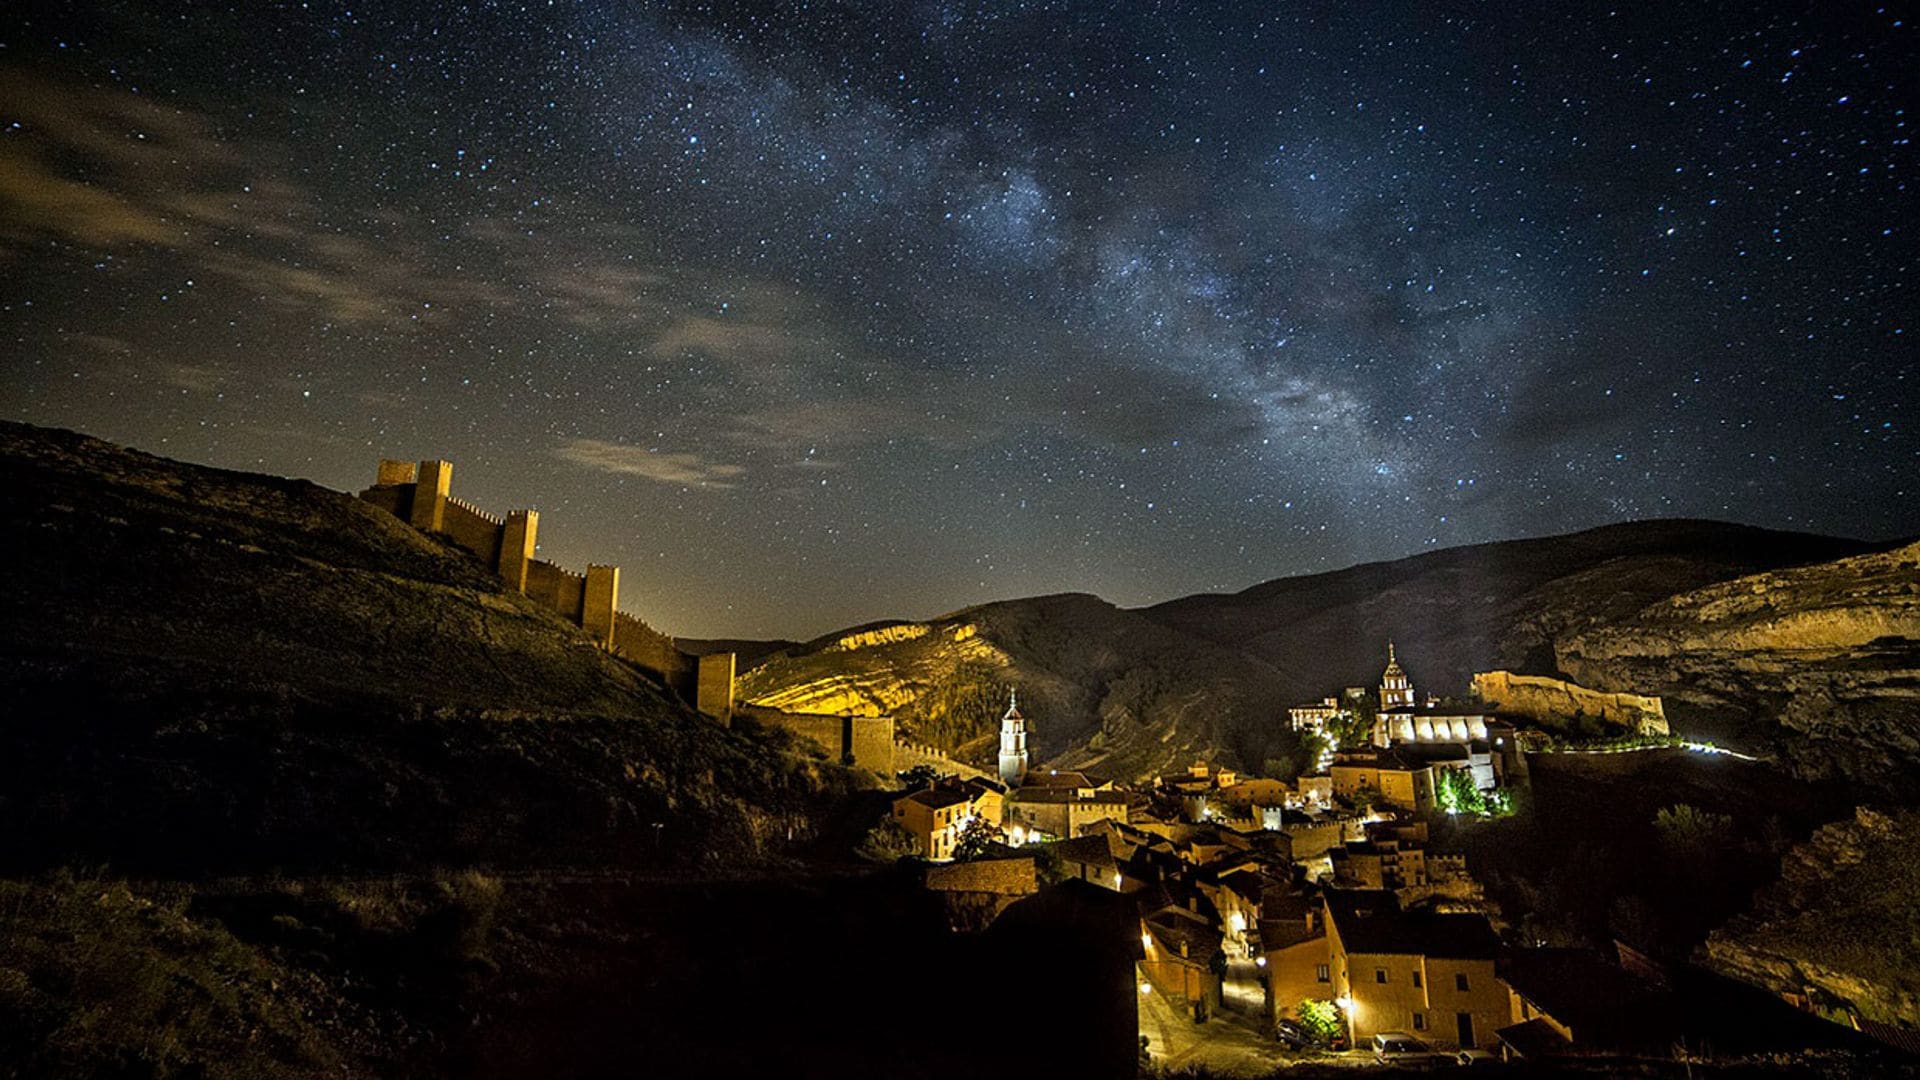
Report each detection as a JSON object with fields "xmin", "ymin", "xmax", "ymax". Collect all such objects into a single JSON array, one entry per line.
[
  {"xmin": 892, "ymin": 776, "xmax": 1003, "ymax": 860},
  {"xmin": 1329, "ymin": 749, "xmax": 1436, "ymax": 814},
  {"xmin": 1006, "ymin": 771, "xmax": 1130, "ymax": 841},
  {"xmin": 1325, "ymin": 894, "xmax": 1509, "ymax": 1050}
]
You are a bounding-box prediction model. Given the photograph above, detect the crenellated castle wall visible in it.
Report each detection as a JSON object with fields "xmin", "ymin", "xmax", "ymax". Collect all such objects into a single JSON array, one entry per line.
[{"xmin": 361, "ymin": 457, "xmax": 733, "ymax": 724}]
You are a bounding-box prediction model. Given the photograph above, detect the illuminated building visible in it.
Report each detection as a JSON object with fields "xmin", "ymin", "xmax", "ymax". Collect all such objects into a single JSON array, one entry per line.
[{"xmin": 998, "ymin": 688, "xmax": 1030, "ymax": 788}]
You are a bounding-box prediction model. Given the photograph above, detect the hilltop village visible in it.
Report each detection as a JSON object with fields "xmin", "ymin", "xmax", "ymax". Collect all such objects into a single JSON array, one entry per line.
[
  {"xmin": 354, "ymin": 453, "xmax": 1885, "ymax": 1073},
  {"xmin": 877, "ymin": 647, "xmax": 1768, "ymax": 1070}
]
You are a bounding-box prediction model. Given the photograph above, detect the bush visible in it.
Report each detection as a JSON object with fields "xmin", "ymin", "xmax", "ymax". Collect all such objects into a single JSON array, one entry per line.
[
  {"xmin": 855, "ymin": 817, "xmax": 921, "ymax": 863},
  {"xmin": 1297, "ymin": 999, "xmax": 1342, "ymax": 1046},
  {"xmin": 1653, "ymin": 803, "xmax": 1734, "ymax": 852}
]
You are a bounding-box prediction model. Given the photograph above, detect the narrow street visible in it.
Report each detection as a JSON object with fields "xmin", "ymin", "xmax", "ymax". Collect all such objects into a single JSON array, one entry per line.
[{"xmin": 1139, "ymin": 979, "xmax": 1287, "ymax": 1077}]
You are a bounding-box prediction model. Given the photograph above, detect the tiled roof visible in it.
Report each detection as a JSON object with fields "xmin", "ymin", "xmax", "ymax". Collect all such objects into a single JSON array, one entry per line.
[
  {"xmin": 1326, "ymin": 893, "xmax": 1500, "ymax": 959},
  {"xmin": 901, "ymin": 787, "xmax": 971, "ymax": 810}
]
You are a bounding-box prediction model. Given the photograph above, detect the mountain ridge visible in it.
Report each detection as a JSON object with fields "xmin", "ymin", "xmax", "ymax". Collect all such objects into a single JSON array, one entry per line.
[{"xmin": 744, "ymin": 518, "xmax": 1898, "ymax": 782}]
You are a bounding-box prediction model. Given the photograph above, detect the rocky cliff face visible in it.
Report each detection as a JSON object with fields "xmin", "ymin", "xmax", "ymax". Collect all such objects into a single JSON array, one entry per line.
[
  {"xmin": 740, "ymin": 593, "xmax": 1289, "ymax": 781},
  {"xmin": 1560, "ymin": 542, "xmax": 1920, "ymax": 787},
  {"xmin": 1703, "ymin": 806, "xmax": 1920, "ymax": 1031}
]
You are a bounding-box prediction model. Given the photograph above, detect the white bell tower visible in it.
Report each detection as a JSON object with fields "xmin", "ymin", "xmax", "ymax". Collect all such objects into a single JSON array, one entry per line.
[{"xmin": 998, "ymin": 688, "xmax": 1029, "ymax": 788}]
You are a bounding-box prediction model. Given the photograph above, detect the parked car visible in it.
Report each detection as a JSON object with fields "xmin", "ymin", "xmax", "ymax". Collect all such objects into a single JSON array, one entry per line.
[
  {"xmin": 1274, "ymin": 1019, "xmax": 1313, "ymax": 1049},
  {"xmin": 1456, "ymin": 1048, "xmax": 1500, "ymax": 1066},
  {"xmin": 1371, "ymin": 1032, "xmax": 1449, "ymax": 1068}
]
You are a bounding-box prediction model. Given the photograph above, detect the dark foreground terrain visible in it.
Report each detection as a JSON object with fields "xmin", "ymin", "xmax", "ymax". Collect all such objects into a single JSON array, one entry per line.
[
  {"xmin": 1, "ymin": 423, "xmax": 1914, "ymax": 1077},
  {"xmin": 0, "ymin": 424, "xmax": 1136, "ymax": 1077}
]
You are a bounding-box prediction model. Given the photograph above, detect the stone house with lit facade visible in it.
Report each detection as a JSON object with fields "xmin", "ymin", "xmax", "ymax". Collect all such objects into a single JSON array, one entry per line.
[
  {"xmin": 1136, "ymin": 882, "xmax": 1225, "ymax": 1021},
  {"xmin": 1259, "ymin": 890, "xmax": 1335, "ymax": 1032},
  {"xmin": 1329, "ymin": 749, "xmax": 1436, "ymax": 814},
  {"xmin": 1324, "ymin": 894, "xmax": 1509, "ymax": 1051},
  {"xmin": 1006, "ymin": 770, "xmax": 1129, "ymax": 840},
  {"xmin": 891, "ymin": 776, "xmax": 1003, "ymax": 860}
]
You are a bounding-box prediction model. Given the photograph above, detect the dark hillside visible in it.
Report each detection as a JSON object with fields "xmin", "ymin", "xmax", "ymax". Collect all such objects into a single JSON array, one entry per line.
[
  {"xmin": 1142, "ymin": 519, "xmax": 1874, "ymax": 707},
  {"xmin": 0, "ymin": 422, "xmax": 843, "ymax": 876}
]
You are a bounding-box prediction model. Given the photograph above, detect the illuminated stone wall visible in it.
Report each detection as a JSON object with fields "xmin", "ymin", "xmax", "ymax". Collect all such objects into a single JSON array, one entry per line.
[
  {"xmin": 696, "ymin": 652, "xmax": 735, "ymax": 724},
  {"xmin": 738, "ymin": 705, "xmax": 895, "ymax": 773},
  {"xmin": 1471, "ymin": 670, "xmax": 1668, "ymax": 736},
  {"xmin": 360, "ymin": 457, "xmax": 734, "ymax": 720}
]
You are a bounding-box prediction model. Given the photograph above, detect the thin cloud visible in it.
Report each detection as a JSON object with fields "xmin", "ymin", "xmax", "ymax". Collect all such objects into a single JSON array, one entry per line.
[{"xmin": 555, "ymin": 438, "xmax": 746, "ymax": 488}]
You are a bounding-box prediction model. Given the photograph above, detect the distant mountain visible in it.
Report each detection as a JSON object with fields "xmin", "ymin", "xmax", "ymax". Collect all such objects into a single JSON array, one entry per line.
[
  {"xmin": 1143, "ymin": 519, "xmax": 1875, "ymax": 712},
  {"xmin": 0, "ymin": 422, "xmax": 840, "ymax": 876},
  {"xmin": 745, "ymin": 520, "xmax": 1894, "ymax": 782},
  {"xmin": 739, "ymin": 592, "xmax": 1292, "ymax": 780}
]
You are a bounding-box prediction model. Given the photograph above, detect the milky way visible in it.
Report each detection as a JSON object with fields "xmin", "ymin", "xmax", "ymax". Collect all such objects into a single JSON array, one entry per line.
[{"xmin": 1, "ymin": 3, "xmax": 1913, "ymax": 637}]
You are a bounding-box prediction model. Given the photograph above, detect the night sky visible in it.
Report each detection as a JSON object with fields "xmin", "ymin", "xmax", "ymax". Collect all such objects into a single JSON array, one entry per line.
[{"xmin": 1, "ymin": 3, "xmax": 1913, "ymax": 639}]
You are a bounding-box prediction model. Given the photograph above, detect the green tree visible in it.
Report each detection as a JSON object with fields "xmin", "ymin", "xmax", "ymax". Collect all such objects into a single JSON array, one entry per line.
[
  {"xmin": 1434, "ymin": 769, "xmax": 1488, "ymax": 817},
  {"xmin": 952, "ymin": 817, "xmax": 1004, "ymax": 861},
  {"xmin": 897, "ymin": 764, "xmax": 939, "ymax": 788},
  {"xmin": 1297, "ymin": 999, "xmax": 1343, "ymax": 1046}
]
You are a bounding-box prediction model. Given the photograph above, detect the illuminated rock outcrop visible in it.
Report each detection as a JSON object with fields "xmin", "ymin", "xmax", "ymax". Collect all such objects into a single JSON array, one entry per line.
[
  {"xmin": 1704, "ymin": 806, "xmax": 1920, "ymax": 1032},
  {"xmin": 1471, "ymin": 670, "xmax": 1668, "ymax": 736},
  {"xmin": 1560, "ymin": 541, "xmax": 1920, "ymax": 786}
]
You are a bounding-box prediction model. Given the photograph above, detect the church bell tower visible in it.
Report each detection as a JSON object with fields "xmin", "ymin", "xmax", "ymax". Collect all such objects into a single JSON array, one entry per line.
[
  {"xmin": 998, "ymin": 688, "xmax": 1029, "ymax": 788},
  {"xmin": 1379, "ymin": 641, "xmax": 1416, "ymax": 711}
]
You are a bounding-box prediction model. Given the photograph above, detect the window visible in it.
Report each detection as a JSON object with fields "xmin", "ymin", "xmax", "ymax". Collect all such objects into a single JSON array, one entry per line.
[
  {"xmin": 1315, "ymin": 964, "xmax": 1330, "ymax": 983},
  {"xmin": 1412, "ymin": 1013, "xmax": 1426, "ymax": 1031},
  {"xmin": 1375, "ymin": 969, "xmax": 1387, "ymax": 984},
  {"xmin": 1412, "ymin": 970, "xmax": 1423, "ymax": 988},
  {"xmin": 1455, "ymin": 973, "xmax": 1469, "ymax": 991}
]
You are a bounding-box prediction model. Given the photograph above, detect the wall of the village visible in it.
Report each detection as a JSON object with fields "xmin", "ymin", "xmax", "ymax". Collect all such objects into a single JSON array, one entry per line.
[
  {"xmin": 739, "ymin": 705, "xmax": 896, "ymax": 773},
  {"xmin": 525, "ymin": 559, "xmax": 586, "ymax": 622},
  {"xmin": 359, "ymin": 462, "xmax": 736, "ymax": 720},
  {"xmin": 440, "ymin": 497, "xmax": 505, "ymax": 567},
  {"xmin": 893, "ymin": 740, "xmax": 993, "ymax": 783},
  {"xmin": 1472, "ymin": 670, "xmax": 1669, "ymax": 736}
]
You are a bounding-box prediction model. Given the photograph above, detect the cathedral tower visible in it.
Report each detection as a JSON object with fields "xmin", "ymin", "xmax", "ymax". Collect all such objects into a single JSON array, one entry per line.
[
  {"xmin": 1379, "ymin": 641, "xmax": 1416, "ymax": 711},
  {"xmin": 998, "ymin": 688, "xmax": 1029, "ymax": 788}
]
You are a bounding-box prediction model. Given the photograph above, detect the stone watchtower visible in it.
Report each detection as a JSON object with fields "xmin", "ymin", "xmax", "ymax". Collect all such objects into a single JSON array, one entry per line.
[
  {"xmin": 998, "ymin": 688, "xmax": 1030, "ymax": 788},
  {"xmin": 1379, "ymin": 640, "xmax": 1416, "ymax": 711}
]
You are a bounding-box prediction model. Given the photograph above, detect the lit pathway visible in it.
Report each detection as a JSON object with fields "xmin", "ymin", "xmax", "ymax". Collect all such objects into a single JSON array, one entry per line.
[
  {"xmin": 1554, "ymin": 741, "xmax": 1759, "ymax": 761},
  {"xmin": 1136, "ymin": 961, "xmax": 1371, "ymax": 1075}
]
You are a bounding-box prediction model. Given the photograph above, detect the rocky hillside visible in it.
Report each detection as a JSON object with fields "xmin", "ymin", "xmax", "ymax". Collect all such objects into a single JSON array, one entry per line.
[
  {"xmin": 1561, "ymin": 541, "xmax": 1920, "ymax": 787},
  {"xmin": 748, "ymin": 520, "xmax": 1883, "ymax": 781},
  {"xmin": 739, "ymin": 592, "xmax": 1291, "ymax": 780},
  {"xmin": 1703, "ymin": 806, "xmax": 1920, "ymax": 1032},
  {"xmin": 0, "ymin": 422, "xmax": 844, "ymax": 875},
  {"xmin": 1143, "ymin": 520, "xmax": 1873, "ymax": 707}
]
